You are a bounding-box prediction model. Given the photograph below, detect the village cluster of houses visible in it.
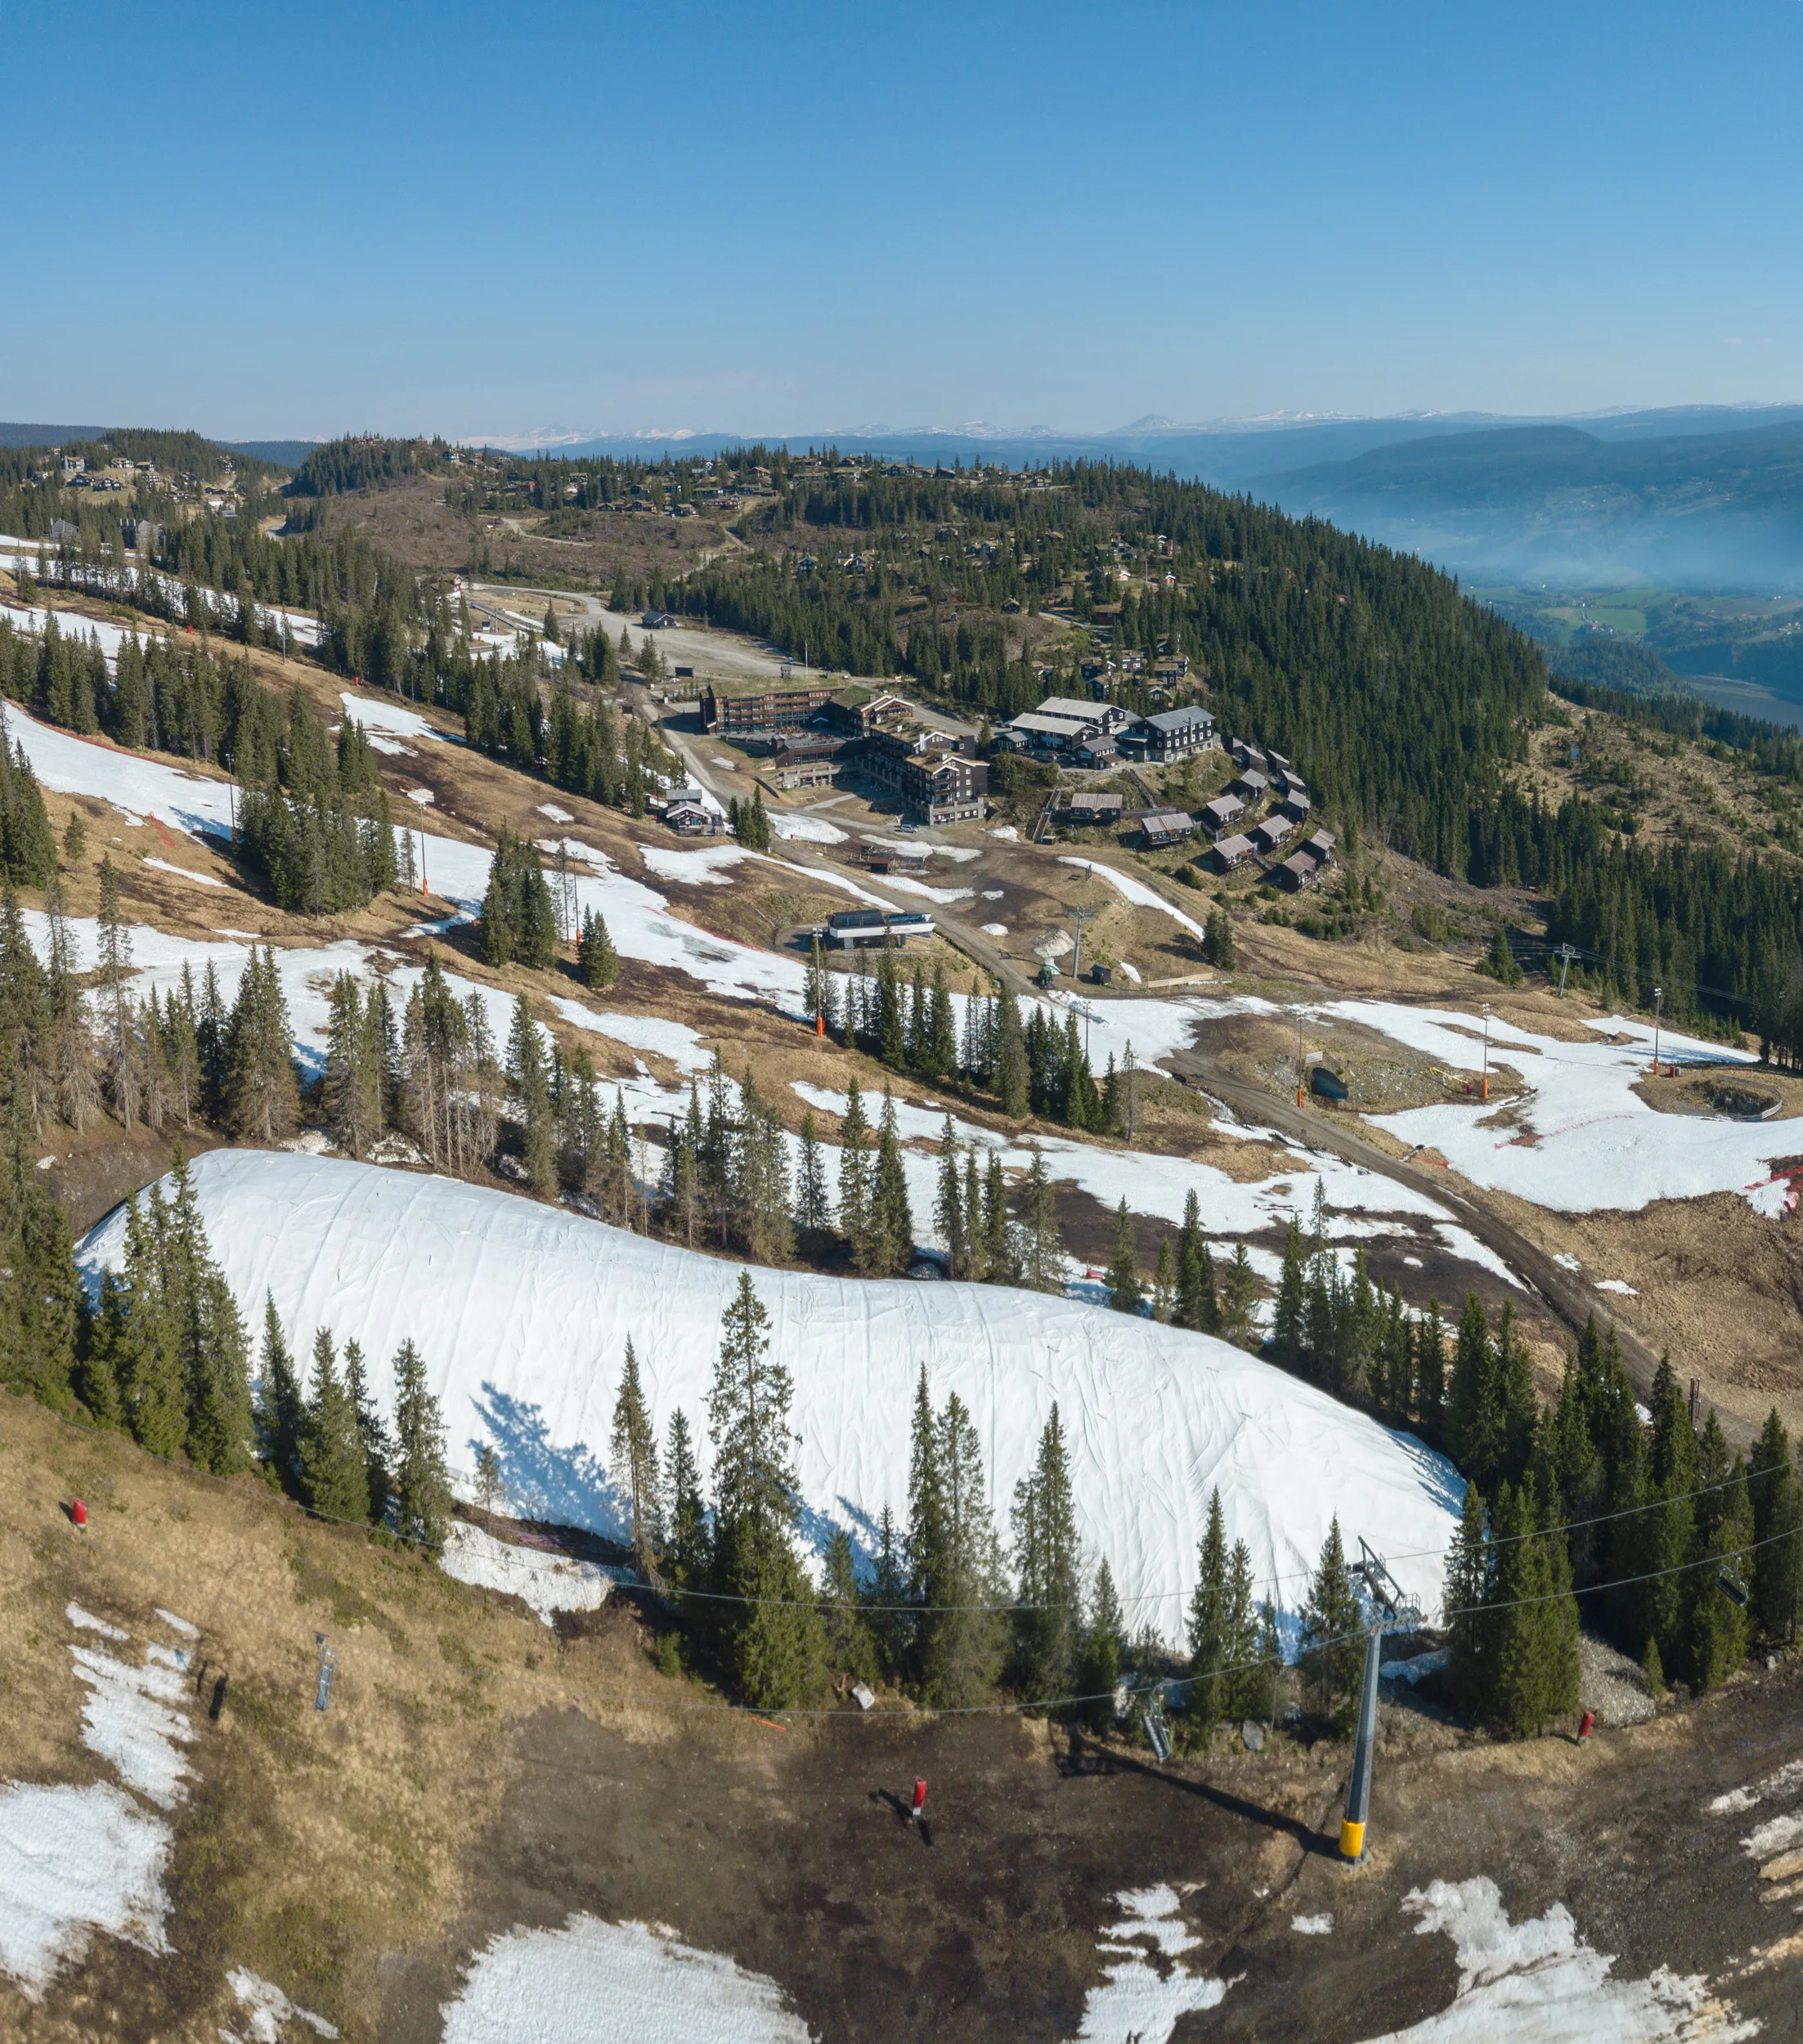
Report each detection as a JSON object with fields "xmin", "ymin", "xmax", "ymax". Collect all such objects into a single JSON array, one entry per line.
[
  {"xmin": 693, "ymin": 682, "xmax": 988, "ymax": 827},
  {"xmin": 1033, "ymin": 704, "xmax": 1334, "ymax": 890}
]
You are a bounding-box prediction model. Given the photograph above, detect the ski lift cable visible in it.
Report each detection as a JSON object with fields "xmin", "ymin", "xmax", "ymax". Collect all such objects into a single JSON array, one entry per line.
[{"xmin": 50, "ymin": 1518, "xmax": 1793, "ymax": 1728}]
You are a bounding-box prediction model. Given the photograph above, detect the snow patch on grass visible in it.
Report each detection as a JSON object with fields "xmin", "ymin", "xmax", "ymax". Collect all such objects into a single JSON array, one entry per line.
[
  {"xmin": 550, "ymin": 1002, "xmax": 713, "ymax": 1074},
  {"xmin": 437, "ymin": 1522, "xmax": 621, "ymax": 1629},
  {"xmin": 154, "ymin": 1608, "xmax": 198, "ymax": 1638},
  {"xmin": 1366, "ymin": 1876, "xmax": 1757, "ymax": 2041},
  {"xmin": 0, "ymin": 1782, "xmax": 172, "ymax": 1998},
  {"xmin": 1595, "ymin": 1279, "xmax": 1639, "ymax": 1296},
  {"xmin": 1073, "ymin": 1885, "xmax": 1226, "ymax": 2040},
  {"xmin": 981, "ymin": 922, "xmax": 1009, "ymax": 936},
  {"xmin": 536, "ymin": 802, "xmax": 574, "ymax": 823},
  {"xmin": 65, "ymin": 1602, "xmax": 127, "ymax": 1640},
  {"xmin": 767, "ymin": 812, "xmax": 846, "ymax": 845},
  {"xmin": 69, "ymin": 1644, "xmax": 196, "ymax": 1809},
  {"xmin": 1742, "ymin": 1810, "xmax": 1803, "ymax": 1860},
  {"xmin": 1059, "ymin": 857, "xmax": 1209, "ymax": 943},
  {"xmin": 225, "ymin": 1964, "xmax": 340, "ymax": 2037},
  {"xmin": 639, "ymin": 843, "xmax": 749, "ymax": 886},
  {"xmin": 1291, "ymin": 1913, "xmax": 1334, "ymax": 1934},
  {"xmin": 438, "ymin": 1913, "xmax": 814, "ymax": 2042},
  {"xmin": 142, "ymin": 856, "xmax": 232, "ymax": 889},
  {"xmin": 1708, "ymin": 1758, "xmax": 1803, "ymax": 1816},
  {"xmin": 339, "ymin": 693, "xmax": 453, "ymax": 746}
]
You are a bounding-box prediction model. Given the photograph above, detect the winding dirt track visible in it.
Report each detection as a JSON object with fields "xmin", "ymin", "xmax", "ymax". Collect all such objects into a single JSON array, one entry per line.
[{"xmin": 1157, "ymin": 1045, "xmax": 1720, "ymax": 1430}]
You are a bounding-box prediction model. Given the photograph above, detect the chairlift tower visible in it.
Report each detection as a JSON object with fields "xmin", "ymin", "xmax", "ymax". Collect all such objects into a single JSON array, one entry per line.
[
  {"xmin": 1554, "ymin": 942, "xmax": 1579, "ymax": 997},
  {"xmin": 1339, "ymin": 1538, "xmax": 1422, "ymax": 1863}
]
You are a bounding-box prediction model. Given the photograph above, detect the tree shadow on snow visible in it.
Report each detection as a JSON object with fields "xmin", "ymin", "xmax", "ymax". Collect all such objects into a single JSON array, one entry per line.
[{"xmin": 470, "ymin": 1384, "xmax": 633, "ymax": 1542}]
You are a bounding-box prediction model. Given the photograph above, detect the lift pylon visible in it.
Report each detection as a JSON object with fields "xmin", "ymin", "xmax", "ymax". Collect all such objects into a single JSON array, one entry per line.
[{"xmin": 1339, "ymin": 1540, "xmax": 1422, "ymax": 1864}]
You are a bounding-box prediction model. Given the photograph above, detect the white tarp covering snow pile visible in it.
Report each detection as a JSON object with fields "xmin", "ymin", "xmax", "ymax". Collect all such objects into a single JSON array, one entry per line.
[
  {"xmin": 1293, "ymin": 997, "xmax": 1793, "ymax": 1217},
  {"xmin": 438, "ymin": 1522, "xmax": 623, "ymax": 1628},
  {"xmin": 78, "ymin": 1150, "xmax": 1464, "ymax": 1638},
  {"xmin": 0, "ymin": 1605, "xmax": 202, "ymax": 1999},
  {"xmin": 439, "ymin": 1914, "xmax": 814, "ymax": 2043}
]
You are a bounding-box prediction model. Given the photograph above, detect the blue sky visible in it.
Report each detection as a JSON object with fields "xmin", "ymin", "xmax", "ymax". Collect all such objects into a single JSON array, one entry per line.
[{"xmin": 7, "ymin": 1, "xmax": 1801, "ymax": 440}]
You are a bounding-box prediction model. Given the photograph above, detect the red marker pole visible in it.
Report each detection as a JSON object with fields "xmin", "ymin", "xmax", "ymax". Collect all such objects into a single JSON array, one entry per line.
[
  {"xmin": 909, "ymin": 1778, "xmax": 926, "ymax": 1822},
  {"xmin": 71, "ymin": 1499, "xmax": 87, "ymax": 1529},
  {"xmin": 1577, "ymin": 1710, "xmax": 1594, "ymax": 1742}
]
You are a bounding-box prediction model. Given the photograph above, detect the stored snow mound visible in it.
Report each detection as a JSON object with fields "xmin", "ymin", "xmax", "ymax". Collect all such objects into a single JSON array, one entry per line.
[{"xmin": 78, "ymin": 1151, "xmax": 1460, "ymax": 1630}]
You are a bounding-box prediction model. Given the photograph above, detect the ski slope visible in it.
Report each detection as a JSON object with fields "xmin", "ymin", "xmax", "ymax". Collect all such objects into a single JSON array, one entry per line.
[{"xmin": 77, "ymin": 1150, "xmax": 1464, "ymax": 1636}]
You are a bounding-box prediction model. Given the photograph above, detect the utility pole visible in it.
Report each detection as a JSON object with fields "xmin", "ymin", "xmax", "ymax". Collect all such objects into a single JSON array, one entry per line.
[
  {"xmin": 1340, "ymin": 1540, "xmax": 1422, "ymax": 1862},
  {"xmin": 1481, "ymin": 1002, "xmax": 1491, "ymax": 1103},
  {"xmin": 1652, "ymin": 984, "xmax": 1663, "ymax": 1078},
  {"xmin": 1070, "ymin": 903, "xmax": 1092, "ymax": 984},
  {"xmin": 1296, "ymin": 1013, "xmax": 1307, "ymax": 1108},
  {"xmin": 1554, "ymin": 941, "xmax": 1578, "ymax": 997}
]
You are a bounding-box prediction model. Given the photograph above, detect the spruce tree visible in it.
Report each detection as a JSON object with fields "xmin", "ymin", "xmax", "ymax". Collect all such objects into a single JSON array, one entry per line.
[
  {"xmin": 255, "ymin": 1293, "xmax": 305, "ymax": 1490},
  {"xmin": 224, "ymin": 946, "xmax": 298, "ymax": 1142},
  {"xmin": 506, "ymin": 992, "xmax": 557, "ymax": 1193},
  {"xmin": 1220, "ymin": 1540, "xmax": 1263, "ymax": 1721},
  {"xmin": 795, "ymin": 1110, "xmax": 831, "ymax": 1234},
  {"xmin": 1272, "ymin": 1214, "xmax": 1307, "ymax": 1358},
  {"xmin": 662, "ymin": 1407, "xmax": 710, "ymax": 1592},
  {"xmin": 1017, "ymin": 1145, "xmax": 1061, "ymax": 1292},
  {"xmin": 819, "ymin": 1525, "xmax": 880, "ymax": 1685},
  {"xmin": 993, "ymin": 983, "xmax": 1028, "ymax": 1116},
  {"xmin": 706, "ymin": 1272, "xmax": 826, "ymax": 1706},
  {"xmin": 1750, "ymin": 1410, "xmax": 1802, "ymax": 1643},
  {"xmin": 302, "ymin": 1329, "xmax": 371, "ymax": 1523},
  {"xmin": 343, "ymin": 1337, "xmax": 391, "ymax": 1525},
  {"xmin": 1011, "ymin": 1404, "xmax": 1083, "ymax": 1703},
  {"xmin": 391, "ymin": 1338, "xmax": 453, "ymax": 1555},
  {"xmin": 1106, "ymin": 1198, "xmax": 1143, "ymax": 1315},
  {"xmin": 1186, "ymin": 1489, "xmax": 1229, "ymax": 1741},
  {"xmin": 1219, "ymin": 1244, "xmax": 1258, "ymax": 1348},
  {"xmin": 1299, "ymin": 1516, "xmax": 1362, "ymax": 1727},
  {"xmin": 836, "ymin": 1078, "xmax": 871, "ymax": 1264},
  {"xmin": 1079, "ymin": 1558, "xmax": 1127, "ymax": 1731},
  {"xmin": 577, "ymin": 908, "xmax": 619, "ymax": 988},
  {"xmin": 610, "ymin": 1336, "xmax": 662, "ymax": 1575},
  {"xmin": 935, "ymin": 1116, "xmax": 966, "ymax": 1276},
  {"xmin": 167, "ymin": 1145, "xmax": 253, "ymax": 1474},
  {"xmin": 1415, "ymin": 1300, "xmax": 1447, "ymax": 1444},
  {"xmin": 983, "ymin": 1150, "xmax": 1011, "ymax": 1280},
  {"xmin": 914, "ymin": 1382, "xmax": 1007, "ymax": 1707},
  {"xmin": 870, "ymin": 1087, "xmax": 914, "ymax": 1274},
  {"xmin": 324, "ymin": 970, "xmax": 381, "ymax": 1157},
  {"xmin": 1443, "ymin": 1481, "xmax": 1492, "ymax": 1719},
  {"xmin": 1448, "ymin": 1293, "xmax": 1504, "ymax": 1491}
]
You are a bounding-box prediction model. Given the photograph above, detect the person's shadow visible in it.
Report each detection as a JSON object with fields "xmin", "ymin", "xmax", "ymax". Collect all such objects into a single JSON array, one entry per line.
[{"xmin": 872, "ymin": 1789, "xmax": 933, "ymax": 1846}]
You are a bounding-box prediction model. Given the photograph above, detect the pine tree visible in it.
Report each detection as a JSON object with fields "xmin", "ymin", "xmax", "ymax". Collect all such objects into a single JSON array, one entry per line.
[
  {"xmin": 1079, "ymin": 1558, "xmax": 1127, "ymax": 1731},
  {"xmin": 1750, "ymin": 1410, "xmax": 1802, "ymax": 1643},
  {"xmin": 1176, "ymin": 1190, "xmax": 1217, "ymax": 1334},
  {"xmin": 506, "ymin": 992, "xmax": 557, "ymax": 1193},
  {"xmin": 392, "ymin": 1338, "xmax": 453, "ymax": 1555},
  {"xmin": 324, "ymin": 970, "xmax": 381, "ymax": 1157},
  {"xmin": 0, "ymin": 1094, "xmax": 80, "ymax": 1411},
  {"xmin": 1219, "ymin": 1244, "xmax": 1258, "ymax": 1348},
  {"xmin": 224, "ymin": 946, "xmax": 298, "ymax": 1142},
  {"xmin": 795, "ymin": 1109, "xmax": 831, "ymax": 1234},
  {"xmin": 255, "ymin": 1293, "xmax": 305, "ymax": 1489},
  {"xmin": 993, "ymin": 983, "xmax": 1028, "ymax": 1117},
  {"xmin": 1448, "ymin": 1293, "xmax": 1505, "ymax": 1492},
  {"xmin": 819, "ymin": 1525, "xmax": 880, "ymax": 1685},
  {"xmin": 1106, "ymin": 1197, "xmax": 1142, "ymax": 1315},
  {"xmin": 302, "ymin": 1328, "xmax": 371, "ymax": 1523},
  {"xmin": 577, "ymin": 908, "xmax": 619, "ymax": 988},
  {"xmin": 935, "ymin": 1116, "xmax": 967, "ymax": 1277},
  {"xmin": 1220, "ymin": 1540, "xmax": 1263, "ymax": 1721},
  {"xmin": 1011, "ymin": 1404, "xmax": 1083, "ymax": 1704},
  {"xmin": 610, "ymin": 1336, "xmax": 662, "ymax": 1575},
  {"xmin": 1299, "ymin": 1516, "xmax": 1362, "ymax": 1727},
  {"xmin": 343, "ymin": 1337, "xmax": 390, "ymax": 1525},
  {"xmin": 1152, "ymin": 1235, "xmax": 1177, "ymax": 1322},
  {"xmin": 165, "ymin": 1145, "xmax": 253, "ymax": 1474},
  {"xmin": 911, "ymin": 1375, "xmax": 1007, "ymax": 1706},
  {"xmin": 1444, "ymin": 1481, "xmax": 1492, "ymax": 1719},
  {"xmin": 1186, "ymin": 1489, "xmax": 1230, "ymax": 1741},
  {"xmin": 836, "ymin": 1078, "xmax": 871, "ymax": 1265},
  {"xmin": 1272, "ymin": 1213, "xmax": 1306, "ymax": 1358},
  {"xmin": 95, "ymin": 855, "xmax": 138, "ymax": 1127},
  {"xmin": 870, "ymin": 1087, "xmax": 914, "ymax": 1274},
  {"xmin": 662, "ymin": 1407, "xmax": 710, "ymax": 1592},
  {"xmin": 706, "ymin": 1272, "xmax": 825, "ymax": 1706},
  {"xmin": 1017, "ymin": 1145, "xmax": 1061, "ymax": 1292},
  {"xmin": 1415, "ymin": 1300, "xmax": 1448, "ymax": 1444},
  {"xmin": 983, "ymin": 1149, "xmax": 1011, "ymax": 1280}
]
